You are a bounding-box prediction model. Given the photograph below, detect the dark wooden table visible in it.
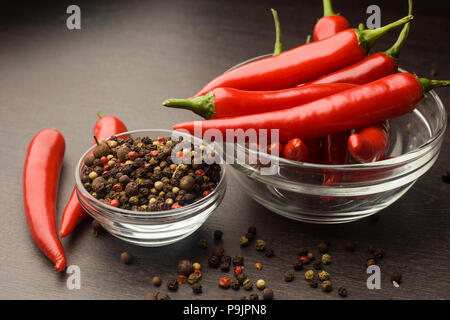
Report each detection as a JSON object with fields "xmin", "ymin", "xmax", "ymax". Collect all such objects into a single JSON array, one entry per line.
[{"xmin": 1, "ymin": 0, "xmax": 449, "ymax": 300}]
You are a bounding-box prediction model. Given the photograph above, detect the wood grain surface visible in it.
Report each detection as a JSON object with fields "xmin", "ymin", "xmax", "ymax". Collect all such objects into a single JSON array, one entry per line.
[{"xmin": 0, "ymin": 0, "xmax": 449, "ymax": 300}]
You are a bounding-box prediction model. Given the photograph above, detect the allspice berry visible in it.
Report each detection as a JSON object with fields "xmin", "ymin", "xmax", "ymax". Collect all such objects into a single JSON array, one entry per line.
[
  {"xmin": 391, "ymin": 272, "xmax": 402, "ymax": 283},
  {"xmin": 177, "ymin": 259, "xmax": 193, "ymax": 276},
  {"xmin": 117, "ymin": 145, "xmax": 130, "ymax": 162},
  {"xmin": 262, "ymin": 288, "xmax": 274, "ymax": 300},
  {"xmin": 144, "ymin": 292, "xmax": 159, "ymax": 300},
  {"xmin": 152, "ymin": 276, "xmax": 162, "ymax": 287},
  {"xmin": 92, "ymin": 141, "xmax": 110, "ymax": 158},
  {"xmin": 120, "ymin": 251, "xmax": 133, "ymax": 265},
  {"xmin": 180, "ymin": 175, "xmax": 195, "ymax": 191}
]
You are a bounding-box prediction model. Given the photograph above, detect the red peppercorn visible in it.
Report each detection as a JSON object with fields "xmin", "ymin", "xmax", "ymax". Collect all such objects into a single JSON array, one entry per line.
[
  {"xmin": 157, "ymin": 137, "xmax": 166, "ymax": 143},
  {"xmin": 177, "ymin": 275, "xmax": 187, "ymax": 285},
  {"xmin": 202, "ymin": 190, "xmax": 211, "ymax": 197},
  {"xmin": 267, "ymin": 142, "xmax": 284, "ymax": 155},
  {"xmin": 144, "ymin": 163, "xmax": 151, "ymax": 167},
  {"xmin": 234, "ymin": 266, "xmax": 243, "ymax": 276},
  {"xmin": 195, "ymin": 169, "xmax": 205, "ymax": 176},
  {"xmin": 102, "ymin": 170, "xmax": 108, "ymax": 175},
  {"xmin": 103, "ymin": 165, "xmax": 110, "ymax": 171},
  {"xmin": 112, "ymin": 183, "xmax": 123, "ymax": 192},
  {"xmin": 171, "ymin": 202, "xmax": 182, "ymax": 209},
  {"xmin": 100, "ymin": 156, "xmax": 108, "ymax": 164},
  {"xmin": 300, "ymin": 256, "xmax": 310, "ymax": 264},
  {"xmin": 128, "ymin": 151, "xmax": 138, "ymax": 161},
  {"xmin": 109, "ymin": 199, "xmax": 120, "ymax": 207},
  {"xmin": 194, "ymin": 269, "xmax": 202, "ymax": 279},
  {"xmin": 219, "ymin": 277, "xmax": 231, "ymax": 289},
  {"xmin": 151, "ymin": 150, "xmax": 159, "ymax": 157}
]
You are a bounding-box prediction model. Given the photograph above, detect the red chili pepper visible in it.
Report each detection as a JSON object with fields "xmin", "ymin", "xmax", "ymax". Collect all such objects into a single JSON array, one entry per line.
[
  {"xmin": 59, "ymin": 112, "xmax": 128, "ymax": 238},
  {"xmin": 164, "ymin": 83, "xmax": 356, "ymax": 119},
  {"xmin": 171, "ymin": 202, "xmax": 182, "ymax": 209},
  {"xmin": 309, "ymin": 11, "xmax": 411, "ymax": 86},
  {"xmin": 192, "ymin": 16, "xmax": 411, "ymax": 97},
  {"xmin": 321, "ymin": 131, "xmax": 350, "ymax": 193},
  {"xmin": 313, "ymin": 0, "xmax": 350, "ymax": 41},
  {"xmin": 348, "ymin": 121, "xmax": 390, "ymax": 163},
  {"xmin": 23, "ymin": 129, "xmax": 67, "ymax": 272},
  {"xmin": 202, "ymin": 190, "xmax": 211, "ymax": 197},
  {"xmin": 174, "ymin": 74, "xmax": 449, "ymax": 142},
  {"xmin": 282, "ymin": 138, "xmax": 310, "ymax": 162}
]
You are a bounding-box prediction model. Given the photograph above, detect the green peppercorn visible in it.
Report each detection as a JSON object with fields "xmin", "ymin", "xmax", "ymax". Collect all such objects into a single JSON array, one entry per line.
[
  {"xmin": 321, "ymin": 253, "xmax": 332, "ymax": 265},
  {"xmin": 322, "ymin": 280, "xmax": 332, "ymax": 292},
  {"xmin": 255, "ymin": 239, "xmax": 266, "ymax": 251},
  {"xmin": 305, "ymin": 270, "xmax": 315, "ymax": 281},
  {"xmin": 240, "ymin": 236, "xmax": 249, "ymax": 247},
  {"xmin": 188, "ymin": 273, "xmax": 200, "ymax": 285},
  {"xmin": 128, "ymin": 196, "xmax": 139, "ymax": 205},
  {"xmin": 318, "ymin": 270, "xmax": 330, "ymax": 281},
  {"xmin": 243, "ymin": 278, "xmax": 253, "ymax": 290}
]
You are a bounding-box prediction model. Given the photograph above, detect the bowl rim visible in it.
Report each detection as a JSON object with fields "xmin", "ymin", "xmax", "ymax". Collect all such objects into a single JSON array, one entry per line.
[
  {"xmin": 228, "ymin": 55, "xmax": 447, "ymax": 171},
  {"xmin": 74, "ymin": 128, "xmax": 226, "ymax": 219}
]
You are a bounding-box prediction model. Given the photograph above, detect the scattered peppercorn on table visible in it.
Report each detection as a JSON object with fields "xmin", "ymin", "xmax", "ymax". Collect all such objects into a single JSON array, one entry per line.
[{"xmin": 1, "ymin": 0, "xmax": 450, "ymax": 300}]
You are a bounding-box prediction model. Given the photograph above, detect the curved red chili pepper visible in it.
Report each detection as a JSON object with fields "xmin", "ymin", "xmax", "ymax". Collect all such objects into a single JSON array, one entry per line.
[
  {"xmin": 173, "ymin": 74, "xmax": 449, "ymax": 142},
  {"xmin": 192, "ymin": 16, "xmax": 412, "ymax": 97},
  {"xmin": 59, "ymin": 112, "xmax": 128, "ymax": 238},
  {"xmin": 348, "ymin": 121, "xmax": 390, "ymax": 163},
  {"xmin": 313, "ymin": 0, "xmax": 350, "ymax": 41},
  {"xmin": 164, "ymin": 83, "xmax": 356, "ymax": 119},
  {"xmin": 282, "ymin": 138, "xmax": 310, "ymax": 162},
  {"xmin": 23, "ymin": 129, "xmax": 67, "ymax": 272}
]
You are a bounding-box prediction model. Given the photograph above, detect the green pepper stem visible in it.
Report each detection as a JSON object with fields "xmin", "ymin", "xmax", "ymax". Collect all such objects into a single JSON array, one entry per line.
[
  {"xmin": 322, "ymin": 0, "xmax": 336, "ymax": 17},
  {"xmin": 419, "ymin": 78, "xmax": 450, "ymax": 93},
  {"xmin": 163, "ymin": 92, "xmax": 215, "ymax": 119},
  {"xmin": 384, "ymin": 0, "xmax": 413, "ymax": 60},
  {"xmin": 97, "ymin": 111, "xmax": 104, "ymax": 118},
  {"xmin": 305, "ymin": 34, "xmax": 312, "ymax": 44},
  {"xmin": 357, "ymin": 15, "xmax": 413, "ymax": 53},
  {"xmin": 271, "ymin": 8, "xmax": 282, "ymax": 56},
  {"xmin": 358, "ymin": 23, "xmax": 365, "ymax": 31}
]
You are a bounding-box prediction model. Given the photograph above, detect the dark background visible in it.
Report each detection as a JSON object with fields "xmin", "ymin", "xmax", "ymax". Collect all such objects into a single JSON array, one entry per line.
[{"xmin": 0, "ymin": 0, "xmax": 449, "ymax": 300}]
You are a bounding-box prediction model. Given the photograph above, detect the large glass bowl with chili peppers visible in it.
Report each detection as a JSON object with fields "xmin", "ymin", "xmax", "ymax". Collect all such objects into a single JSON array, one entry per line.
[
  {"xmin": 228, "ymin": 58, "xmax": 447, "ymax": 223},
  {"xmin": 75, "ymin": 129, "xmax": 226, "ymax": 246}
]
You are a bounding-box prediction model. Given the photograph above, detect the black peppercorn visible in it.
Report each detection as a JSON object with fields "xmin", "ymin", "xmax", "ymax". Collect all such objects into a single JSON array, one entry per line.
[
  {"xmin": 236, "ymin": 273, "xmax": 246, "ymax": 285},
  {"xmin": 317, "ymin": 241, "xmax": 329, "ymax": 253},
  {"xmin": 214, "ymin": 230, "xmax": 223, "ymax": 241},
  {"xmin": 248, "ymin": 226, "xmax": 256, "ymax": 234},
  {"xmin": 167, "ymin": 278, "xmax": 179, "ymax": 291},
  {"xmin": 221, "ymin": 255, "xmax": 231, "ymax": 265},
  {"xmin": 374, "ymin": 248, "xmax": 384, "ymax": 259},
  {"xmin": 284, "ymin": 271, "xmax": 294, "ymax": 282},
  {"xmin": 232, "ymin": 254, "xmax": 244, "ymax": 266},
  {"xmin": 192, "ymin": 283, "xmax": 202, "ymax": 294},
  {"xmin": 390, "ymin": 272, "xmax": 402, "ymax": 283},
  {"xmin": 338, "ymin": 286, "xmax": 348, "ymax": 297},
  {"xmin": 249, "ymin": 293, "xmax": 259, "ymax": 300},
  {"xmin": 208, "ymin": 255, "xmax": 220, "ymax": 268},
  {"xmin": 231, "ymin": 279, "xmax": 240, "ymax": 290},
  {"xmin": 212, "ymin": 245, "xmax": 225, "ymax": 258},
  {"xmin": 199, "ymin": 238, "xmax": 208, "ymax": 249},
  {"xmin": 309, "ymin": 278, "xmax": 318, "ymax": 288},
  {"xmin": 220, "ymin": 262, "xmax": 230, "ymax": 272},
  {"xmin": 298, "ymin": 247, "xmax": 308, "ymax": 256},
  {"xmin": 91, "ymin": 219, "xmax": 103, "ymax": 237},
  {"xmin": 177, "ymin": 259, "xmax": 193, "ymax": 276},
  {"xmin": 345, "ymin": 241, "xmax": 356, "ymax": 251},
  {"xmin": 245, "ymin": 232, "xmax": 255, "ymax": 241},
  {"xmin": 159, "ymin": 293, "xmax": 171, "ymax": 300},
  {"xmin": 313, "ymin": 260, "xmax": 322, "ymax": 270},
  {"xmin": 293, "ymin": 258, "xmax": 303, "ymax": 271},
  {"xmin": 265, "ymin": 248, "xmax": 274, "ymax": 257}
]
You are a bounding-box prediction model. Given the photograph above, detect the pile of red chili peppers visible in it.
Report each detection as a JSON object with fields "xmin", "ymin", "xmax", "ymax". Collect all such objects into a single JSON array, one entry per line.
[{"xmin": 167, "ymin": 0, "xmax": 449, "ymax": 169}]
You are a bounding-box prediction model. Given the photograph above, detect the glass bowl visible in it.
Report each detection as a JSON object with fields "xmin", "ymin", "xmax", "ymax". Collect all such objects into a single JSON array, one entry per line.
[
  {"xmin": 75, "ymin": 129, "xmax": 226, "ymax": 246},
  {"xmin": 227, "ymin": 56, "xmax": 447, "ymax": 223}
]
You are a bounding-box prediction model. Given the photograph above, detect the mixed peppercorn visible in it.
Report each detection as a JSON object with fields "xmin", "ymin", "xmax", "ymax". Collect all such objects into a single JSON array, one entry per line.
[{"xmin": 81, "ymin": 135, "xmax": 221, "ymax": 212}]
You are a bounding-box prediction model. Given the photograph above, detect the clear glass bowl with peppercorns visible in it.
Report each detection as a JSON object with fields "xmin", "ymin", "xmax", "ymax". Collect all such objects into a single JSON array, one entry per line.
[
  {"xmin": 228, "ymin": 58, "xmax": 447, "ymax": 223},
  {"xmin": 75, "ymin": 129, "xmax": 226, "ymax": 246}
]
